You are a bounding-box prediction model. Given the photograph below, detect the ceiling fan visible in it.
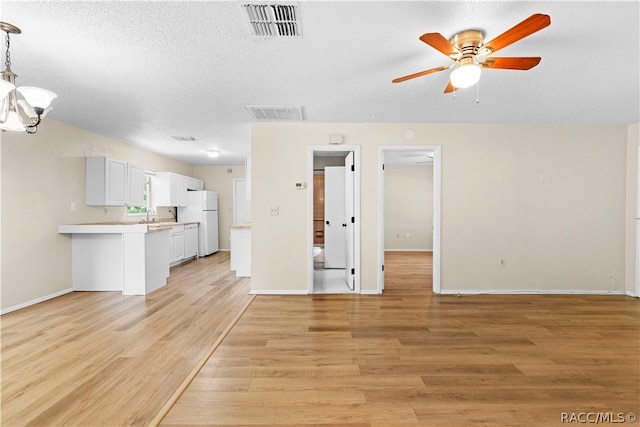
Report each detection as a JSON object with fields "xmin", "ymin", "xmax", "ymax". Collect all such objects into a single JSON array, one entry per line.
[{"xmin": 392, "ymin": 13, "xmax": 551, "ymax": 93}]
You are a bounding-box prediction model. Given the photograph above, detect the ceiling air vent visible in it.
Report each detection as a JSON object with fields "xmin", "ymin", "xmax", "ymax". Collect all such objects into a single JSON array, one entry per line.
[
  {"xmin": 242, "ymin": 3, "xmax": 301, "ymax": 37},
  {"xmin": 172, "ymin": 136, "xmax": 197, "ymax": 141},
  {"xmin": 245, "ymin": 105, "xmax": 304, "ymax": 121}
]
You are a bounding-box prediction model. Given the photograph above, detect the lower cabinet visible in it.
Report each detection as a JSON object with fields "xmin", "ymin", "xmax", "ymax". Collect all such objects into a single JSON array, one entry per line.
[
  {"xmin": 168, "ymin": 225, "xmax": 185, "ymax": 266},
  {"xmin": 168, "ymin": 223, "xmax": 198, "ymax": 266}
]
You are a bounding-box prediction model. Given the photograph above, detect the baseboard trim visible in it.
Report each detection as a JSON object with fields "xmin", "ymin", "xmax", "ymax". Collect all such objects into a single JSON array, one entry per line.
[
  {"xmin": 360, "ymin": 289, "xmax": 381, "ymax": 295},
  {"xmin": 625, "ymin": 290, "xmax": 640, "ymax": 298},
  {"xmin": 249, "ymin": 289, "xmax": 309, "ymax": 295},
  {"xmin": 1, "ymin": 288, "xmax": 74, "ymax": 315},
  {"xmin": 439, "ymin": 289, "xmax": 629, "ymax": 296}
]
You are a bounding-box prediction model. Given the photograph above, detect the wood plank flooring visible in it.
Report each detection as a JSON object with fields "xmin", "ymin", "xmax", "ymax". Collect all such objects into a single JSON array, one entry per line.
[
  {"xmin": 1, "ymin": 252, "xmax": 252, "ymax": 426},
  {"xmin": 162, "ymin": 252, "xmax": 640, "ymax": 427},
  {"xmin": 2, "ymin": 251, "xmax": 639, "ymax": 426}
]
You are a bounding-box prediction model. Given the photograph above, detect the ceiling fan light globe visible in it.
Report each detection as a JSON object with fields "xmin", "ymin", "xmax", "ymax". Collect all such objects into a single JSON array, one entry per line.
[
  {"xmin": 206, "ymin": 150, "xmax": 220, "ymax": 158},
  {"xmin": 16, "ymin": 86, "xmax": 57, "ymax": 110},
  {"xmin": 450, "ymin": 64, "xmax": 481, "ymax": 88}
]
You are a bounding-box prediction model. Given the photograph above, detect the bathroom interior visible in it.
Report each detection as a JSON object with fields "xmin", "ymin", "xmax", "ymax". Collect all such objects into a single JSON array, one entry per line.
[{"xmin": 312, "ymin": 152, "xmax": 354, "ymax": 294}]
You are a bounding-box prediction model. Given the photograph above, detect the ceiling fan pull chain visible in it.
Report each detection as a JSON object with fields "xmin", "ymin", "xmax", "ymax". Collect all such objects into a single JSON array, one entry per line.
[{"xmin": 476, "ymin": 79, "xmax": 480, "ymax": 104}]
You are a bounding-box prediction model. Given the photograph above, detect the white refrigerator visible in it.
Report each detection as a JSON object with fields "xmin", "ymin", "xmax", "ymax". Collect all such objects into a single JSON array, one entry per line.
[{"xmin": 178, "ymin": 191, "xmax": 219, "ymax": 256}]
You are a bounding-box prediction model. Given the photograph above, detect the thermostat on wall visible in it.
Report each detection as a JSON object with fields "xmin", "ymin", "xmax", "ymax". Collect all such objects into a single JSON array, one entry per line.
[{"xmin": 294, "ymin": 182, "xmax": 306, "ymax": 189}]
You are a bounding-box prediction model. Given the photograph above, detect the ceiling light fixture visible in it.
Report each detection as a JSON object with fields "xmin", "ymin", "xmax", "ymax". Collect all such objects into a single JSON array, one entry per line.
[
  {"xmin": 206, "ymin": 150, "xmax": 220, "ymax": 158},
  {"xmin": 450, "ymin": 60, "xmax": 481, "ymax": 89},
  {"xmin": 0, "ymin": 22, "xmax": 57, "ymax": 134}
]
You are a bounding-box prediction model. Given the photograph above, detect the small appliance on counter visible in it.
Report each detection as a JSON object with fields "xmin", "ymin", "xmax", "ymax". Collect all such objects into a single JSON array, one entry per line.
[{"xmin": 178, "ymin": 191, "xmax": 219, "ymax": 256}]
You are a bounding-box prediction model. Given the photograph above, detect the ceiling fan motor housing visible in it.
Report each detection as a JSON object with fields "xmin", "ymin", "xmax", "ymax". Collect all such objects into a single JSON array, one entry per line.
[{"xmin": 449, "ymin": 29, "xmax": 484, "ymax": 62}]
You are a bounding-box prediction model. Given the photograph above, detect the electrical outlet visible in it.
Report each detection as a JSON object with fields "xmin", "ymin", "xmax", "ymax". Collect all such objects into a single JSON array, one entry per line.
[
  {"xmin": 269, "ymin": 206, "xmax": 279, "ymax": 216},
  {"xmin": 405, "ymin": 232, "xmax": 410, "ymax": 238},
  {"xmin": 70, "ymin": 202, "xmax": 77, "ymax": 212}
]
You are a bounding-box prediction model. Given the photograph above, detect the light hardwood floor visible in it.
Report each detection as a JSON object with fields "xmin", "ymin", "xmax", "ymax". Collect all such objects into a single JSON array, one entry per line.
[
  {"xmin": 162, "ymin": 252, "xmax": 639, "ymax": 426},
  {"xmin": 1, "ymin": 252, "xmax": 251, "ymax": 426},
  {"xmin": 2, "ymin": 252, "xmax": 639, "ymax": 426}
]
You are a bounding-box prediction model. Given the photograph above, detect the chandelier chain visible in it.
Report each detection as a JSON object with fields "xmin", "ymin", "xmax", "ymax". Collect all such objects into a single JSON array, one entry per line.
[{"xmin": 4, "ymin": 31, "xmax": 10, "ymax": 69}]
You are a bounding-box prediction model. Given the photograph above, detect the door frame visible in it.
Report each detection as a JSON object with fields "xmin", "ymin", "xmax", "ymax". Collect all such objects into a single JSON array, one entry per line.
[
  {"xmin": 308, "ymin": 145, "xmax": 361, "ymax": 294},
  {"xmin": 378, "ymin": 145, "xmax": 442, "ymax": 294}
]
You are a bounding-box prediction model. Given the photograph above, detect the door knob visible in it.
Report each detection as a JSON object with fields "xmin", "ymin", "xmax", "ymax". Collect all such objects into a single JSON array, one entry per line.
[
  {"xmin": 342, "ymin": 223, "xmax": 347, "ymax": 227},
  {"xmin": 326, "ymin": 220, "xmax": 330, "ymax": 225}
]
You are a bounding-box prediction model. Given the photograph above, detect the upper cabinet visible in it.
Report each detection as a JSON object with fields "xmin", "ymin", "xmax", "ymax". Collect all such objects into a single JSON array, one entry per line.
[
  {"xmin": 186, "ymin": 176, "xmax": 204, "ymax": 191},
  {"xmin": 156, "ymin": 172, "xmax": 184, "ymax": 207},
  {"xmin": 127, "ymin": 163, "xmax": 145, "ymax": 207},
  {"xmin": 86, "ymin": 157, "xmax": 144, "ymax": 206},
  {"xmin": 155, "ymin": 172, "xmax": 203, "ymax": 207}
]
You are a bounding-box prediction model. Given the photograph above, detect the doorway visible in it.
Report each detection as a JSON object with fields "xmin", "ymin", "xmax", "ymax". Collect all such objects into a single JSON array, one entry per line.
[
  {"xmin": 378, "ymin": 146, "xmax": 441, "ymax": 293},
  {"xmin": 308, "ymin": 146, "xmax": 360, "ymax": 294}
]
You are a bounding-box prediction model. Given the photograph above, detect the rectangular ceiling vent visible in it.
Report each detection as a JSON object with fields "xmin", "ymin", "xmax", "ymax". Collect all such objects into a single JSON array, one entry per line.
[
  {"xmin": 171, "ymin": 136, "xmax": 197, "ymax": 141},
  {"xmin": 242, "ymin": 3, "xmax": 301, "ymax": 38},
  {"xmin": 245, "ymin": 105, "xmax": 304, "ymax": 121}
]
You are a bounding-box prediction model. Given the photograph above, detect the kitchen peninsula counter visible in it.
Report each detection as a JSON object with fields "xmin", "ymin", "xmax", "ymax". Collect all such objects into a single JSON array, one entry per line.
[{"xmin": 57, "ymin": 221, "xmax": 197, "ymax": 296}]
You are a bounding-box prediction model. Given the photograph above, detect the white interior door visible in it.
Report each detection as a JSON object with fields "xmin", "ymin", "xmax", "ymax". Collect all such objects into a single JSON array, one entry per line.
[
  {"xmin": 324, "ymin": 166, "xmax": 346, "ymax": 268},
  {"xmin": 344, "ymin": 152, "xmax": 355, "ymax": 289}
]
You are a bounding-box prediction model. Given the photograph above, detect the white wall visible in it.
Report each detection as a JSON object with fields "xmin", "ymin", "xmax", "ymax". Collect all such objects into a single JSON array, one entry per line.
[
  {"xmin": 384, "ymin": 165, "xmax": 433, "ymax": 251},
  {"xmin": 251, "ymin": 122, "xmax": 632, "ymax": 294},
  {"xmin": 1, "ymin": 119, "xmax": 194, "ymax": 312},
  {"xmin": 192, "ymin": 165, "xmax": 246, "ymax": 251}
]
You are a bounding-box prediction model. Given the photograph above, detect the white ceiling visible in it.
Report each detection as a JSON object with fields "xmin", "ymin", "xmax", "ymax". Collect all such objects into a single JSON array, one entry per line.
[{"xmin": 2, "ymin": 1, "xmax": 638, "ymax": 165}]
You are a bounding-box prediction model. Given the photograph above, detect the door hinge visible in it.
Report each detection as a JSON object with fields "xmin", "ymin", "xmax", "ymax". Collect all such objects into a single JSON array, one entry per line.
[
  {"xmin": 351, "ymin": 164, "xmax": 355, "ymax": 172},
  {"xmin": 382, "ymin": 264, "xmax": 385, "ymax": 272},
  {"xmin": 382, "ymin": 164, "xmax": 385, "ymax": 170},
  {"xmin": 351, "ymin": 268, "xmax": 355, "ymax": 275},
  {"xmin": 351, "ymin": 216, "xmax": 355, "ymax": 224}
]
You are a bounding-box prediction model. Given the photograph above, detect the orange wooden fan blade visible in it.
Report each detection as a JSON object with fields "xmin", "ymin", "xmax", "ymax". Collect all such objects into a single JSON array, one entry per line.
[
  {"xmin": 444, "ymin": 81, "xmax": 459, "ymax": 93},
  {"xmin": 480, "ymin": 57, "xmax": 541, "ymax": 70},
  {"xmin": 419, "ymin": 33, "xmax": 460, "ymax": 57},
  {"xmin": 483, "ymin": 14, "xmax": 550, "ymax": 54},
  {"xmin": 392, "ymin": 65, "xmax": 450, "ymax": 83}
]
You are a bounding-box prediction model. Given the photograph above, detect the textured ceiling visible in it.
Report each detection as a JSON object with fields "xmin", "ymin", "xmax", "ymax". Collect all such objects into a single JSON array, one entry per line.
[{"xmin": 2, "ymin": 1, "xmax": 638, "ymax": 165}]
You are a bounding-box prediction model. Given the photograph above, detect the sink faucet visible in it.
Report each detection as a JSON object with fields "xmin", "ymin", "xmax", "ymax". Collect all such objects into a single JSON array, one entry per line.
[{"xmin": 146, "ymin": 208, "xmax": 156, "ymax": 223}]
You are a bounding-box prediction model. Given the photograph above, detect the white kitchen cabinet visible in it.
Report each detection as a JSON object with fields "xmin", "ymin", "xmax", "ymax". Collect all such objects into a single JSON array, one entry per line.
[
  {"xmin": 168, "ymin": 224, "xmax": 185, "ymax": 265},
  {"xmin": 156, "ymin": 172, "xmax": 187, "ymax": 207},
  {"xmin": 186, "ymin": 177, "xmax": 204, "ymax": 191},
  {"xmin": 178, "ymin": 175, "xmax": 188, "ymax": 207},
  {"xmin": 86, "ymin": 157, "xmax": 127, "ymax": 206},
  {"xmin": 126, "ymin": 163, "xmax": 145, "ymax": 207},
  {"xmin": 184, "ymin": 223, "xmax": 198, "ymax": 259},
  {"xmin": 85, "ymin": 157, "xmax": 145, "ymax": 207}
]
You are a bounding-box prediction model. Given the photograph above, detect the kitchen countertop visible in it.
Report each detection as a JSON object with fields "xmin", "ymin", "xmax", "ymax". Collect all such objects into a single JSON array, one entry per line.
[{"xmin": 58, "ymin": 221, "xmax": 199, "ymax": 234}]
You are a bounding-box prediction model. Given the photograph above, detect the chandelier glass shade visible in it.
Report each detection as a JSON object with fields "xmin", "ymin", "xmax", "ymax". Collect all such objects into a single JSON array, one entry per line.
[{"xmin": 0, "ymin": 21, "xmax": 57, "ymax": 134}]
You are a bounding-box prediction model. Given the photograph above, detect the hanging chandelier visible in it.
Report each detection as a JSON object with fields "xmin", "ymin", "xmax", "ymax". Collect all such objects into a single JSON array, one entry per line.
[{"xmin": 0, "ymin": 22, "xmax": 57, "ymax": 134}]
